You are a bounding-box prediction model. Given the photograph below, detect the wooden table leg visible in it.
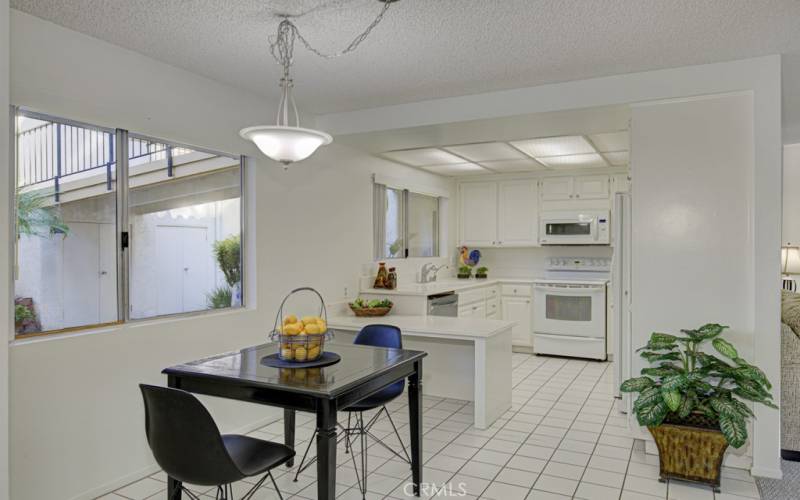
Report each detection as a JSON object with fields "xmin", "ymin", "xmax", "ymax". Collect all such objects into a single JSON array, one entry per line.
[
  {"xmin": 316, "ymin": 399, "xmax": 337, "ymax": 500},
  {"xmin": 166, "ymin": 375, "xmax": 183, "ymax": 499},
  {"xmin": 408, "ymin": 360, "xmax": 423, "ymax": 497},
  {"xmin": 284, "ymin": 408, "xmax": 296, "ymax": 468}
]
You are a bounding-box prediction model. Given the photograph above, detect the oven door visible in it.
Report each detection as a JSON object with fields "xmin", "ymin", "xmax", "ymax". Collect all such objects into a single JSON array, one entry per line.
[
  {"xmin": 533, "ymin": 283, "xmax": 606, "ymax": 338},
  {"xmin": 539, "ymin": 217, "xmax": 598, "ymax": 245}
]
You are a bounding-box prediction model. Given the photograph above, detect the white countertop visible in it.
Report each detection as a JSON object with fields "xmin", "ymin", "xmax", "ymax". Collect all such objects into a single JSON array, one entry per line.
[
  {"xmin": 328, "ymin": 314, "xmax": 516, "ymax": 340},
  {"xmin": 359, "ymin": 277, "xmax": 536, "ymax": 297}
]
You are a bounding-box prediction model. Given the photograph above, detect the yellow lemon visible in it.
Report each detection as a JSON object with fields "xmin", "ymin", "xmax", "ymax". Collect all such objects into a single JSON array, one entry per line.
[
  {"xmin": 304, "ymin": 323, "xmax": 321, "ymax": 335},
  {"xmin": 301, "ymin": 316, "xmax": 319, "ymax": 326},
  {"xmin": 283, "ymin": 314, "xmax": 298, "ymax": 325},
  {"xmin": 283, "ymin": 323, "xmax": 302, "ymax": 335},
  {"xmin": 294, "ymin": 347, "xmax": 308, "ymax": 362},
  {"xmin": 308, "ymin": 346, "xmax": 321, "ymax": 360},
  {"xmin": 317, "ymin": 319, "xmax": 327, "ymax": 332},
  {"xmin": 281, "ymin": 348, "xmax": 294, "ymax": 360},
  {"xmin": 309, "ymin": 341, "xmax": 320, "ymax": 349}
]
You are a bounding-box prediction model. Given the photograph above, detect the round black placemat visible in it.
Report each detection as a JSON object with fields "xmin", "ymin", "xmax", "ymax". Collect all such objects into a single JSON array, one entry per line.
[{"xmin": 260, "ymin": 351, "xmax": 341, "ymax": 369}]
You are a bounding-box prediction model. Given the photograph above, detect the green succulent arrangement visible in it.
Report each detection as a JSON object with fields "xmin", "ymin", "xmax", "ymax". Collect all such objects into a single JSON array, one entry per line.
[{"xmin": 620, "ymin": 323, "xmax": 776, "ymax": 448}]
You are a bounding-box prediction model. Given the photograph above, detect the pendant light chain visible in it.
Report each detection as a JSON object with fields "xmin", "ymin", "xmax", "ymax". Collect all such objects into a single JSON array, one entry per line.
[{"xmin": 241, "ymin": 1, "xmax": 394, "ymax": 166}]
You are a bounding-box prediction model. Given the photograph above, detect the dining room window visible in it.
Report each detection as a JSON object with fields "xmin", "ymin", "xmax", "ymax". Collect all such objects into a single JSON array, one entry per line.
[
  {"xmin": 11, "ymin": 108, "xmax": 245, "ymax": 338},
  {"xmin": 374, "ymin": 182, "xmax": 440, "ymax": 259}
]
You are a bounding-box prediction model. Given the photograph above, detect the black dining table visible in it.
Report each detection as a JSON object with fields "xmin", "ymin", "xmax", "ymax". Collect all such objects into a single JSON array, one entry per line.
[{"xmin": 162, "ymin": 339, "xmax": 427, "ymax": 500}]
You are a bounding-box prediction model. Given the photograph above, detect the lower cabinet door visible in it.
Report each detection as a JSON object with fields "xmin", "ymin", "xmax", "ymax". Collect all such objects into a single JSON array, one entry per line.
[{"xmin": 502, "ymin": 296, "xmax": 533, "ymax": 347}]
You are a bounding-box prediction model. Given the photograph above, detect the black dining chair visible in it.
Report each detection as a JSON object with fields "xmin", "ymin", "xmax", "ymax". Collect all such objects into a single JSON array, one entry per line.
[
  {"xmin": 293, "ymin": 324, "xmax": 410, "ymax": 498},
  {"xmin": 139, "ymin": 384, "xmax": 295, "ymax": 500}
]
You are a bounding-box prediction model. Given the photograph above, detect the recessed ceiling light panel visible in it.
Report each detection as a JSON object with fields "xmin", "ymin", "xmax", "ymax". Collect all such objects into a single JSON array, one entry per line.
[
  {"xmin": 382, "ymin": 148, "xmax": 465, "ymax": 166},
  {"xmin": 537, "ymin": 153, "xmax": 608, "ymax": 169},
  {"xmin": 480, "ymin": 159, "xmax": 546, "ymax": 172},
  {"xmin": 444, "ymin": 142, "xmax": 526, "ymax": 162},
  {"xmin": 510, "ymin": 135, "xmax": 595, "ymax": 158},
  {"xmin": 421, "ymin": 163, "xmax": 488, "ymax": 176},
  {"xmin": 589, "ymin": 131, "xmax": 629, "ymax": 153}
]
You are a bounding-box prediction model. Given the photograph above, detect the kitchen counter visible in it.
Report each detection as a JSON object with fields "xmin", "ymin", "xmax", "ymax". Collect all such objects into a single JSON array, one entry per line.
[
  {"xmin": 359, "ymin": 277, "xmax": 536, "ymax": 297},
  {"xmin": 329, "ymin": 314, "xmax": 513, "ymax": 429},
  {"xmin": 328, "ymin": 314, "xmax": 515, "ymax": 341}
]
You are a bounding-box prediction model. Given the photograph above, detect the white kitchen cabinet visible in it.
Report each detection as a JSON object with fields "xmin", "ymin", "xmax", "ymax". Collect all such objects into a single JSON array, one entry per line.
[
  {"xmin": 497, "ymin": 180, "xmax": 538, "ymax": 246},
  {"xmin": 540, "ymin": 177, "xmax": 574, "ymax": 201},
  {"xmin": 542, "ymin": 175, "xmax": 609, "ymax": 201},
  {"xmin": 459, "ymin": 182, "xmax": 498, "ymax": 246},
  {"xmin": 459, "ymin": 180, "xmax": 538, "ymax": 247},
  {"xmin": 459, "ymin": 302, "xmax": 486, "ymax": 318},
  {"xmin": 575, "ymin": 175, "xmax": 609, "ymax": 200},
  {"xmin": 502, "ymin": 296, "xmax": 533, "ymax": 348},
  {"xmin": 611, "ymin": 173, "xmax": 630, "ymax": 194}
]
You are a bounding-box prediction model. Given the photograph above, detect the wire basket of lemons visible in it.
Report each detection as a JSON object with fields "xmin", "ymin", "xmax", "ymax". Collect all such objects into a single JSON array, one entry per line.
[{"xmin": 269, "ymin": 287, "xmax": 332, "ymax": 363}]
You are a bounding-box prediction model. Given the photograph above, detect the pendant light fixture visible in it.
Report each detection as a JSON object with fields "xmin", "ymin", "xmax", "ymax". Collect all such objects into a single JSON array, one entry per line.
[{"xmin": 240, "ymin": 1, "xmax": 398, "ymax": 168}]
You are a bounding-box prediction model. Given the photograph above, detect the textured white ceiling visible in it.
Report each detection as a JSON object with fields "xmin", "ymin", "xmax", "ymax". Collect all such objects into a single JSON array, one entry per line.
[{"xmin": 11, "ymin": 0, "xmax": 800, "ymax": 115}]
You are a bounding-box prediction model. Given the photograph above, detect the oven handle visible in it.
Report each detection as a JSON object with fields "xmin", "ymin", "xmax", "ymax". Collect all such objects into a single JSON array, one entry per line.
[{"xmin": 534, "ymin": 284, "xmax": 605, "ymax": 294}]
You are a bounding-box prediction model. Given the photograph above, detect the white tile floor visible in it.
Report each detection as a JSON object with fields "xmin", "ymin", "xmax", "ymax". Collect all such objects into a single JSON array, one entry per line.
[{"xmin": 100, "ymin": 354, "xmax": 763, "ymax": 500}]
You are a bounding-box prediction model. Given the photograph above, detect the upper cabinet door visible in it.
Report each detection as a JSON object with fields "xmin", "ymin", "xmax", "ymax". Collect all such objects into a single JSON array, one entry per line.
[
  {"xmin": 611, "ymin": 173, "xmax": 630, "ymax": 194},
  {"xmin": 540, "ymin": 176, "xmax": 574, "ymax": 201},
  {"xmin": 498, "ymin": 180, "xmax": 539, "ymax": 246},
  {"xmin": 459, "ymin": 181, "xmax": 498, "ymax": 246},
  {"xmin": 574, "ymin": 175, "xmax": 609, "ymax": 200}
]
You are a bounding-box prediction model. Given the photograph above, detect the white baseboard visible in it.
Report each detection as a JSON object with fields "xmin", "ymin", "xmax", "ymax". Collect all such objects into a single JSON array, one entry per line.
[
  {"xmin": 70, "ymin": 416, "xmax": 280, "ymax": 500},
  {"xmin": 750, "ymin": 465, "xmax": 783, "ymax": 480}
]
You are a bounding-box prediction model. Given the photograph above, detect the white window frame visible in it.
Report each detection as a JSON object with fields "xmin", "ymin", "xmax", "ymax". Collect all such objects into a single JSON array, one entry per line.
[{"xmin": 373, "ymin": 174, "xmax": 444, "ymax": 261}]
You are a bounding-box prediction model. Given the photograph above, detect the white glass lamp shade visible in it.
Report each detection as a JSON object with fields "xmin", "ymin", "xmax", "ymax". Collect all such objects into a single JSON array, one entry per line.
[
  {"xmin": 239, "ymin": 126, "xmax": 332, "ymax": 165},
  {"xmin": 782, "ymin": 246, "xmax": 800, "ymax": 275}
]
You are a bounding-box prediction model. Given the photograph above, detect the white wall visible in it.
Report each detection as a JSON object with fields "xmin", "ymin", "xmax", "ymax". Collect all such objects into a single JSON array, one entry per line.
[
  {"xmin": 1, "ymin": 1, "xmax": 11, "ymax": 499},
  {"xmin": 8, "ymin": 10, "xmax": 454, "ymax": 500},
  {"xmin": 783, "ymin": 143, "xmax": 800, "ymax": 245},
  {"xmin": 630, "ymin": 92, "xmax": 756, "ymax": 462}
]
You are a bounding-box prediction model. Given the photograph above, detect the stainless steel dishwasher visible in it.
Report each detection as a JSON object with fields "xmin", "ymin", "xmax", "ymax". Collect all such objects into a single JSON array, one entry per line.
[{"xmin": 427, "ymin": 292, "xmax": 458, "ymax": 317}]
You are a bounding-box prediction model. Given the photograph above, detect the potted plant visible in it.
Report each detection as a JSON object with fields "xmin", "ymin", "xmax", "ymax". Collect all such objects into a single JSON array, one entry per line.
[
  {"xmin": 457, "ymin": 265, "xmax": 472, "ymax": 279},
  {"xmin": 620, "ymin": 324, "xmax": 776, "ymax": 491},
  {"xmin": 475, "ymin": 266, "xmax": 488, "ymax": 279},
  {"xmin": 212, "ymin": 235, "xmax": 241, "ymax": 307}
]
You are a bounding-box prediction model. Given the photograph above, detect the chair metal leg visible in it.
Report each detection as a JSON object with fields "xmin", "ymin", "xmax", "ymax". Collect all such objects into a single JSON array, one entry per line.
[
  {"xmin": 293, "ymin": 429, "xmax": 317, "ymax": 482},
  {"xmin": 345, "ymin": 413, "xmax": 352, "ymax": 454}
]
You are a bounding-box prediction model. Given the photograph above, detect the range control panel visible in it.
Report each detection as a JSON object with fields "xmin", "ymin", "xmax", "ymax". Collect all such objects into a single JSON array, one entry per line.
[{"xmin": 547, "ymin": 257, "xmax": 611, "ymax": 272}]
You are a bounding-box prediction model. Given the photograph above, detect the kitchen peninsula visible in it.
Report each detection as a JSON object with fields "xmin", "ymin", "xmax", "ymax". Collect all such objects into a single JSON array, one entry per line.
[{"xmin": 328, "ymin": 313, "xmax": 514, "ymax": 429}]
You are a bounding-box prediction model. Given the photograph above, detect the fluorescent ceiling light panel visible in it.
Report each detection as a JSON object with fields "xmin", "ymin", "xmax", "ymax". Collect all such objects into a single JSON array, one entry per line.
[
  {"xmin": 537, "ymin": 153, "xmax": 608, "ymax": 169},
  {"xmin": 604, "ymin": 151, "xmax": 629, "ymax": 166},
  {"xmin": 589, "ymin": 131, "xmax": 629, "ymax": 152},
  {"xmin": 443, "ymin": 142, "xmax": 526, "ymax": 162},
  {"xmin": 480, "ymin": 159, "xmax": 546, "ymax": 172},
  {"xmin": 421, "ymin": 163, "xmax": 488, "ymax": 176},
  {"xmin": 510, "ymin": 135, "xmax": 595, "ymax": 158},
  {"xmin": 382, "ymin": 148, "xmax": 464, "ymax": 166}
]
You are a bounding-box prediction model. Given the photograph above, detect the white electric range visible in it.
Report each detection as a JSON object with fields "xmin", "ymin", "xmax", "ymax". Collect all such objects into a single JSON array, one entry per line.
[{"xmin": 533, "ymin": 257, "xmax": 610, "ymax": 360}]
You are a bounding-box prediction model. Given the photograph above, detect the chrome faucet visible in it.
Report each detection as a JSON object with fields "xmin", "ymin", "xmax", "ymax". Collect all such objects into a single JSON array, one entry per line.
[{"xmin": 420, "ymin": 263, "xmax": 445, "ymax": 283}]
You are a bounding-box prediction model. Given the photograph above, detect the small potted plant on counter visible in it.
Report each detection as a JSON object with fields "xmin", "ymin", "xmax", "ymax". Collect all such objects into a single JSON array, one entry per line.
[
  {"xmin": 457, "ymin": 265, "xmax": 472, "ymax": 279},
  {"xmin": 620, "ymin": 323, "xmax": 776, "ymax": 491},
  {"xmin": 475, "ymin": 266, "xmax": 489, "ymax": 279}
]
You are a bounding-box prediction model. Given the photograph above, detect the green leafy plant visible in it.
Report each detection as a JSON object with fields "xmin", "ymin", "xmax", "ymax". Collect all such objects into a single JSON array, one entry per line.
[
  {"xmin": 620, "ymin": 324, "xmax": 776, "ymax": 448},
  {"xmin": 16, "ymin": 189, "xmax": 69, "ymax": 237},
  {"xmin": 350, "ymin": 297, "xmax": 393, "ymax": 309},
  {"xmin": 15, "ymin": 303, "xmax": 35, "ymax": 323},
  {"xmin": 458, "ymin": 265, "xmax": 472, "ymax": 275},
  {"xmin": 213, "ymin": 235, "xmax": 241, "ymax": 287},
  {"xmin": 476, "ymin": 266, "xmax": 488, "ymax": 275},
  {"xmin": 206, "ymin": 286, "xmax": 232, "ymax": 309}
]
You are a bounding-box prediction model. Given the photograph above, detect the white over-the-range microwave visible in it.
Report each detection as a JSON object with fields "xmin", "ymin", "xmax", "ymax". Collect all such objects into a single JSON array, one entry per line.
[{"xmin": 539, "ymin": 210, "xmax": 610, "ymax": 245}]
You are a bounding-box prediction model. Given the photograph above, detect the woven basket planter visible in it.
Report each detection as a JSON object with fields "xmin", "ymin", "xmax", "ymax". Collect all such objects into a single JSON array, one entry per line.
[{"xmin": 648, "ymin": 414, "xmax": 728, "ymax": 491}]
